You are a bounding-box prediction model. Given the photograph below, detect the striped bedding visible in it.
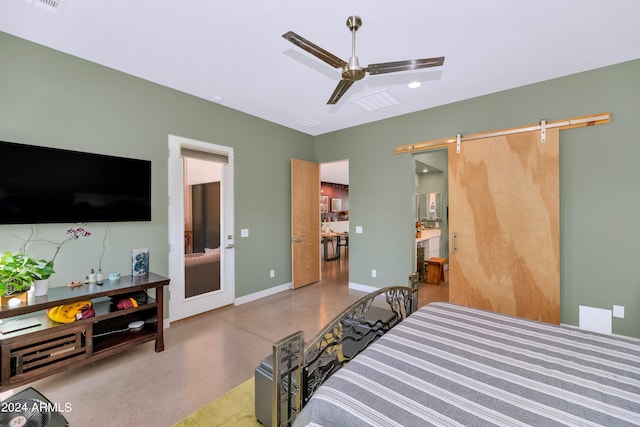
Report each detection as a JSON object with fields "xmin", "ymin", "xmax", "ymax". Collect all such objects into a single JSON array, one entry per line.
[{"xmin": 293, "ymin": 302, "xmax": 640, "ymax": 426}]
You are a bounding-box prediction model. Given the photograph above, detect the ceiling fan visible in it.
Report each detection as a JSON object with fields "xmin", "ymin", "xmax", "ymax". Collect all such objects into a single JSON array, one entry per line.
[{"xmin": 282, "ymin": 16, "xmax": 445, "ymax": 105}]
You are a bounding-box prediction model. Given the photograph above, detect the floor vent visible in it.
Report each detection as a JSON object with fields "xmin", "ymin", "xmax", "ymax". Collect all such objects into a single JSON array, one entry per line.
[{"xmin": 350, "ymin": 89, "xmax": 399, "ymax": 112}]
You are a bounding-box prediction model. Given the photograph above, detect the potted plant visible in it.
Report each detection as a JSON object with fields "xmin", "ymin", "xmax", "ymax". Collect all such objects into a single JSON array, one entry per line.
[
  {"xmin": 33, "ymin": 259, "xmax": 55, "ymax": 296},
  {"xmin": 0, "ymin": 251, "xmax": 40, "ymax": 297}
]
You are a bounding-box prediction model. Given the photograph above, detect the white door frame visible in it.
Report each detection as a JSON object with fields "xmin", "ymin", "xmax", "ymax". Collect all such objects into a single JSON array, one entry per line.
[{"xmin": 168, "ymin": 134, "xmax": 235, "ymax": 323}]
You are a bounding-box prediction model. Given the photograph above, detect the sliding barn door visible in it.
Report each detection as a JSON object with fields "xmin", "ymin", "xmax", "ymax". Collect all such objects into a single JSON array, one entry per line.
[{"xmin": 448, "ymin": 128, "xmax": 560, "ymax": 324}]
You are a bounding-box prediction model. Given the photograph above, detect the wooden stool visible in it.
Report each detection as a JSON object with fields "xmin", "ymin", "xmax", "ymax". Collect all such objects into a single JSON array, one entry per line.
[{"xmin": 425, "ymin": 257, "xmax": 447, "ymax": 285}]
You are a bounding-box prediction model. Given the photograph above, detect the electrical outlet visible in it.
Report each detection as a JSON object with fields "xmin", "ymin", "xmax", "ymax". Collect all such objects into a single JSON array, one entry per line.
[
  {"xmin": 371, "ymin": 269, "xmax": 377, "ymax": 278},
  {"xmin": 613, "ymin": 305, "xmax": 625, "ymax": 318},
  {"xmin": 270, "ymin": 269, "xmax": 275, "ymax": 278}
]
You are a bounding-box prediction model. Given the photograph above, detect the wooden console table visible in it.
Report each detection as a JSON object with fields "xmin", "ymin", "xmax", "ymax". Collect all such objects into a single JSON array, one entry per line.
[{"xmin": 0, "ymin": 272, "xmax": 169, "ymax": 391}]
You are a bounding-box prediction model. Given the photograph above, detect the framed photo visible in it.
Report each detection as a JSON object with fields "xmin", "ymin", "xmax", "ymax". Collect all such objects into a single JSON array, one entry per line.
[
  {"xmin": 429, "ymin": 192, "xmax": 437, "ymax": 213},
  {"xmin": 320, "ymin": 196, "xmax": 329, "ymax": 213},
  {"xmin": 132, "ymin": 248, "xmax": 149, "ymax": 276},
  {"xmin": 331, "ymin": 198, "xmax": 342, "ymax": 212}
]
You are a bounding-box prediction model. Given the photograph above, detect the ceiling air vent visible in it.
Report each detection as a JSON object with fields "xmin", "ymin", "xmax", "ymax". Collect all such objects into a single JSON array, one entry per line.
[
  {"xmin": 350, "ymin": 89, "xmax": 399, "ymax": 112},
  {"xmin": 295, "ymin": 117, "xmax": 322, "ymax": 128},
  {"xmin": 21, "ymin": 0, "xmax": 67, "ymax": 15}
]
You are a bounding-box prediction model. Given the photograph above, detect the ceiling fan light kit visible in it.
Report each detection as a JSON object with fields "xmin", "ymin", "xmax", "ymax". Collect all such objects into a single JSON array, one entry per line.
[{"xmin": 283, "ymin": 15, "xmax": 445, "ymax": 104}]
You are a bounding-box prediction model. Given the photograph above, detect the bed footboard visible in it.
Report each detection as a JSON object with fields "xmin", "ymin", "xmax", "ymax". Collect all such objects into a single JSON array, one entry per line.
[{"xmin": 272, "ymin": 273, "xmax": 419, "ymax": 426}]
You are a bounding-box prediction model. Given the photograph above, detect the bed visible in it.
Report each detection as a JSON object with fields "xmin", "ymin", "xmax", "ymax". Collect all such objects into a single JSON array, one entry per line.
[
  {"xmin": 184, "ymin": 247, "xmax": 220, "ymax": 298},
  {"xmin": 275, "ymin": 291, "xmax": 640, "ymax": 426}
]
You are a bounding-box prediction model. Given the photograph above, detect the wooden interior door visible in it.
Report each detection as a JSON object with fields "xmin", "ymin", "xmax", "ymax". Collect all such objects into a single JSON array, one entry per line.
[
  {"xmin": 448, "ymin": 128, "xmax": 560, "ymax": 323},
  {"xmin": 291, "ymin": 158, "xmax": 320, "ymax": 288}
]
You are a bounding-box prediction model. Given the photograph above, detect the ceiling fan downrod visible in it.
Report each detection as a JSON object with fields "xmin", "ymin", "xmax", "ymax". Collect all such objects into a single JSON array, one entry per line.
[{"xmin": 343, "ymin": 16, "xmax": 365, "ymax": 81}]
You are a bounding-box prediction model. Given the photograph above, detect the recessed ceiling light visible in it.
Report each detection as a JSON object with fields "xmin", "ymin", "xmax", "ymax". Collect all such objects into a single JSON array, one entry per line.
[
  {"xmin": 408, "ymin": 81, "xmax": 422, "ymax": 89},
  {"xmin": 422, "ymin": 168, "xmax": 429, "ymax": 173}
]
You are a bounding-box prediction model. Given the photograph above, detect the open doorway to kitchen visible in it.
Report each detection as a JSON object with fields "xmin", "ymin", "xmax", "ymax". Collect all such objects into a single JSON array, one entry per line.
[{"xmin": 320, "ymin": 160, "xmax": 349, "ymax": 281}]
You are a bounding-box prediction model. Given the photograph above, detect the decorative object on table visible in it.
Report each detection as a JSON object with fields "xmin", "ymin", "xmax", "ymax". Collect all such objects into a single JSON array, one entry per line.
[
  {"xmin": 0, "ymin": 251, "xmax": 38, "ymax": 301},
  {"xmin": 132, "ymin": 248, "xmax": 149, "ymax": 276},
  {"xmin": 96, "ymin": 268, "xmax": 104, "ymax": 284},
  {"xmin": 88, "ymin": 268, "xmax": 97, "ymax": 284},
  {"xmin": 13, "ymin": 224, "xmax": 92, "ymax": 296},
  {"xmin": 108, "ymin": 272, "xmax": 121, "ymax": 281},
  {"xmin": 47, "ymin": 300, "xmax": 95, "ymax": 323}
]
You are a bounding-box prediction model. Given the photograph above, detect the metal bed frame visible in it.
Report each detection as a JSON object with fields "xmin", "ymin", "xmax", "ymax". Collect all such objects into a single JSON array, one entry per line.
[{"xmin": 271, "ymin": 273, "xmax": 419, "ymax": 426}]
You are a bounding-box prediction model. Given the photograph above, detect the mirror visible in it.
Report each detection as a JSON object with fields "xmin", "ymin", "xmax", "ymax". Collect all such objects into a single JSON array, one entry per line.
[{"xmin": 416, "ymin": 192, "xmax": 441, "ymax": 221}]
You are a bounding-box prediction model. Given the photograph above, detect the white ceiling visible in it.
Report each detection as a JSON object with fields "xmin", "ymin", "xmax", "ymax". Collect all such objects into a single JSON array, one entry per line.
[
  {"xmin": 1, "ymin": 1, "xmax": 640, "ymax": 136},
  {"xmin": 321, "ymin": 160, "xmax": 348, "ymax": 185}
]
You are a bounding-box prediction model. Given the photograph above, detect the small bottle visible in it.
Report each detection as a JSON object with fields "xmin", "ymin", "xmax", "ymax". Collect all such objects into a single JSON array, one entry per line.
[
  {"xmin": 96, "ymin": 268, "xmax": 104, "ymax": 285},
  {"xmin": 88, "ymin": 268, "xmax": 96, "ymax": 284}
]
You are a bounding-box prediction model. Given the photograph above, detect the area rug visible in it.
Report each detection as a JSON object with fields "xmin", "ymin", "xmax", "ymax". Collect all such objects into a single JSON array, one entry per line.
[{"xmin": 172, "ymin": 378, "xmax": 261, "ymax": 427}]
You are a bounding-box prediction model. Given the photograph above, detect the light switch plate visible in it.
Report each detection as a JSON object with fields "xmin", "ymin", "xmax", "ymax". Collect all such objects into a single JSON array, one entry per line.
[
  {"xmin": 356, "ymin": 226, "xmax": 363, "ymax": 234},
  {"xmin": 241, "ymin": 228, "xmax": 249, "ymax": 238}
]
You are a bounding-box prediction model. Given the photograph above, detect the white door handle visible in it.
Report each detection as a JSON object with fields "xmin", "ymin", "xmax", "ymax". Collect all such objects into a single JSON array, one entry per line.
[
  {"xmin": 292, "ymin": 237, "xmax": 302, "ymax": 243},
  {"xmin": 225, "ymin": 243, "xmax": 235, "ymax": 249}
]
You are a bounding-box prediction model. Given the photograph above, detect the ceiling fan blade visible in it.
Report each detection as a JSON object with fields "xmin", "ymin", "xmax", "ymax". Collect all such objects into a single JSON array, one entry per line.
[
  {"xmin": 282, "ymin": 31, "xmax": 348, "ymax": 69},
  {"xmin": 327, "ymin": 80, "xmax": 355, "ymax": 104},
  {"xmin": 367, "ymin": 56, "xmax": 445, "ymax": 75}
]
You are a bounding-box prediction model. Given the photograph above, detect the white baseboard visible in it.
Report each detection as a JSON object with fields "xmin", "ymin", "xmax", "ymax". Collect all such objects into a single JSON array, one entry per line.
[
  {"xmin": 234, "ymin": 282, "xmax": 292, "ymax": 306},
  {"xmin": 348, "ymin": 282, "xmax": 380, "ymax": 294},
  {"xmin": 237, "ymin": 281, "xmax": 378, "ymax": 305}
]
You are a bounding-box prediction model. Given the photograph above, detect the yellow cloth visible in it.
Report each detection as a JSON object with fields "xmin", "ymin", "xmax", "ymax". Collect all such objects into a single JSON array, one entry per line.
[{"xmin": 47, "ymin": 300, "xmax": 93, "ymax": 323}]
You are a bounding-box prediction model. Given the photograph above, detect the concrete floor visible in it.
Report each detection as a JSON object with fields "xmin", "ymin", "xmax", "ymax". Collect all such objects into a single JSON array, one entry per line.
[{"xmin": 0, "ymin": 256, "xmax": 448, "ymax": 426}]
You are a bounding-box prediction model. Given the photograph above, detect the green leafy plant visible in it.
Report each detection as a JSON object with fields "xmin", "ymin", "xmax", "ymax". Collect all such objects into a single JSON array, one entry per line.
[
  {"xmin": 34, "ymin": 259, "xmax": 56, "ymax": 280},
  {"xmin": 0, "ymin": 251, "xmax": 40, "ymax": 295}
]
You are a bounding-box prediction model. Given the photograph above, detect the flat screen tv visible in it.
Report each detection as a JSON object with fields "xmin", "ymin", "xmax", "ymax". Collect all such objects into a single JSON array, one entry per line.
[{"xmin": 0, "ymin": 140, "xmax": 151, "ymax": 224}]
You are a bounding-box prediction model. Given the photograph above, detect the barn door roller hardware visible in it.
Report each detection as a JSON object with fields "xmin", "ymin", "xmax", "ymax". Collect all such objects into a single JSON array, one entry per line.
[{"xmin": 394, "ymin": 112, "xmax": 610, "ymax": 154}]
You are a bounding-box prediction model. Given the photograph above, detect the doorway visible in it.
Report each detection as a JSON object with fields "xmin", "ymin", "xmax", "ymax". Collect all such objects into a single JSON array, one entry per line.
[
  {"xmin": 414, "ymin": 150, "xmax": 449, "ymax": 306},
  {"xmin": 414, "ymin": 150, "xmax": 449, "ymax": 258},
  {"xmin": 168, "ymin": 135, "xmax": 235, "ymax": 322},
  {"xmin": 290, "ymin": 159, "xmax": 349, "ymax": 289},
  {"xmin": 320, "ymin": 160, "xmax": 349, "ymax": 276}
]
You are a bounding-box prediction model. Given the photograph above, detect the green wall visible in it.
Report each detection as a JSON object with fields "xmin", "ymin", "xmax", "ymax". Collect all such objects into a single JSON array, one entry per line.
[
  {"xmin": 0, "ymin": 32, "xmax": 314, "ymax": 298},
  {"xmin": 2, "ymin": 31, "xmax": 639, "ymax": 337},
  {"xmin": 315, "ymin": 59, "xmax": 640, "ymax": 337}
]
